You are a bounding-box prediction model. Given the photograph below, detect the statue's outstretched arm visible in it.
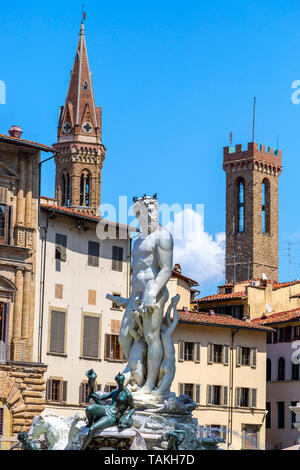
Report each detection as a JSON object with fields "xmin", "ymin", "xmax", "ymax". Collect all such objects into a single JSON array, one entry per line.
[
  {"xmin": 90, "ymin": 391, "xmax": 113, "ymax": 404},
  {"xmin": 106, "ymin": 294, "xmax": 129, "ymax": 308}
]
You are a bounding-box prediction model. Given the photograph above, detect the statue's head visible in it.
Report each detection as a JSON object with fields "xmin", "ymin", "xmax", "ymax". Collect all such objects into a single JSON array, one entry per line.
[
  {"xmin": 18, "ymin": 431, "xmax": 28, "ymax": 444},
  {"xmin": 133, "ymin": 194, "xmax": 159, "ymax": 235},
  {"xmin": 115, "ymin": 372, "xmax": 125, "ymax": 387}
]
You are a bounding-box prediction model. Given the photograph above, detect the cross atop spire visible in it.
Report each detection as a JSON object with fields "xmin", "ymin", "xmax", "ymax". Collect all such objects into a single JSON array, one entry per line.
[{"xmin": 57, "ymin": 20, "xmax": 102, "ymax": 144}]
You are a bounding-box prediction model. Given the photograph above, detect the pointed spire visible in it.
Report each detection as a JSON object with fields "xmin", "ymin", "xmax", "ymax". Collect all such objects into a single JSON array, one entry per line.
[{"xmin": 57, "ymin": 21, "xmax": 102, "ymax": 143}]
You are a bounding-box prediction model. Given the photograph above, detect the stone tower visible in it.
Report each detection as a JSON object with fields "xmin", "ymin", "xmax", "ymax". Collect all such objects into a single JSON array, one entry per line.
[
  {"xmin": 223, "ymin": 142, "xmax": 282, "ymax": 283},
  {"xmin": 53, "ymin": 21, "xmax": 106, "ymax": 216}
]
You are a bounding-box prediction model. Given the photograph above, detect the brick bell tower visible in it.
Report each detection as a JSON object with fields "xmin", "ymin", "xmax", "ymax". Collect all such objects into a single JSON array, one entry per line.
[
  {"xmin": 53, "ymin": 20, "xmax": 106, "ymax": 216},
  {"xmin": 223, "ymin": 142, "xmax": 282, "ymax": 283}
]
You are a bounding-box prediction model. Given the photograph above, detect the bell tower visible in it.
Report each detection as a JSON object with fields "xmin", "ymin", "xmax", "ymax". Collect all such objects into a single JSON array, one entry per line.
[
  {"xmin": 53, "ymin": 21, "xmax": 106, "ymax": 216},
  {"xmin": 223, "ymin": 142, "xmax": 282, "ymax": 283}
]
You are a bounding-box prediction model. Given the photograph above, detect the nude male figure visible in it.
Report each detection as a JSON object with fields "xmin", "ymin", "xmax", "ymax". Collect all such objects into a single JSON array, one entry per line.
[{"xmin": 117, "ymin": 195, "xmax": 173, "ymax": 394}]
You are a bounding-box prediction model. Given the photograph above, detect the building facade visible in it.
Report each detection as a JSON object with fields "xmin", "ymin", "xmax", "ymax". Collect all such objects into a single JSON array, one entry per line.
[{"xmin": 0, "ymin": 129, "xmax": 53, "ymax": 449}]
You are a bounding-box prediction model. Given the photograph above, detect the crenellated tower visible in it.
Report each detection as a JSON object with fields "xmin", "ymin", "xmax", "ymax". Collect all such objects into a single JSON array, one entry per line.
[
  {"xmin": 53, "ymin": 21, "xmax": 106, "ymax": 216},
  {"xmin": 223, "ymin": 142, "xmax": 282, "ymax": 283}
]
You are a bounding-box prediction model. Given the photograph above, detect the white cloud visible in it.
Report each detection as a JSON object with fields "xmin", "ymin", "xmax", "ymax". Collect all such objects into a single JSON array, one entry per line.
[{"xmin": 165, "ymin": 208, "xmax": 225, "ymax": 295}]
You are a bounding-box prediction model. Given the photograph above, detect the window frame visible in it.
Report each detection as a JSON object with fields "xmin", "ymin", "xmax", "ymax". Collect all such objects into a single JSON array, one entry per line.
[
  {"xmin": 47, "ymin": 307, "xmax": 68, "ymax": 356},
  {"xmin": 80, "ymin": 312, "xmax": 102, "ymax": 360},
  {"xmin": 88, "ymin": 241, "xmax": 100, "ymax": 267}
]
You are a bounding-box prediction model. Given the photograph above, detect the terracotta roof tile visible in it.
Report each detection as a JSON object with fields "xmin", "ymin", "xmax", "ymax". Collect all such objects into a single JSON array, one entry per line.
[
  {"xmin": 252, "ymin": 308, "xmax": 300, "ymax": 325},
  {"xmin": 198, "ymin": 291, "xmax": 247, "ymax": 302},
  {"xmin": 40, "ymin": 203, "xmax": 138, "ymax": 231},
  {"xmin": 272, "ymin": 281, "xmax": 300, "ymax": 290},
  {"xmin": 171, "ymin": 270, "xmax": 198, "ymax": 286},
  {"xmin": 0, "ymin": 133, "xmax": 54, "ymax": 152},
  {"xmin": 178, "ymin": 310, "xmax": 273, "ymax": 332}
]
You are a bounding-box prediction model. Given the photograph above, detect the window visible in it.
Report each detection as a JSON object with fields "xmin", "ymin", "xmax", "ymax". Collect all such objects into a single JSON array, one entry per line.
[
  {"xmin": 83, "ymin": 80, "xmax": 88, "ymax": 91},
  {"xmin": 213, "ymin": 344, "xmax": 223, "ymax": 363},
  {"xmin": 0, "ymin": 204, "xmax": 7, "ymax": 243},
  {"xmin": 178, "ymin": 383, "xmax": 200, "ymax": 403},
  {"xmin": 292, "ymin": 362, "xmax": 299, "ymax": 380},
  {"xmin": 293, "ymin": 326, "xmax": 300, "ymax": 340},
  {"xmin": 266, "ymin": 358, "xmax": 272, "ymax": 382},
  {"xmin": 178, "ymin": 341, "xmax": 201, "ymax": 363},
  {"xmin": 236, "ymin": 346, "xmax": 257, "ymax": 368},
  {"xmin": 241, "ymin": 347, "xmax": 250, "ymax": 366},
  {"xmin": 80, "ymin": 171, "xmax": 90, "ymax": 206},
  {"xmin": 278, "ymin": 326, "xmax": 292, "ymax": 343},
  {"xmin": 207, "ymin": 385, "xmax": 228, "ymax": 406},
  {"xmin": 291, "ymin": 401, "xmax": 297, "ymax": 429},
  {"xmin": 88, "ymin": 241, "xmax": 99, "ymax": 267},
  {"xmin": 104, "ymin": 385, "xmax": 116, "ymax": 393},
  {"xmin": 105, "ymin": 334, "xmax": 125, "ymax": 361},
  {"xmin": 237, "ymin": 179, "xmax": 245, "ymax": 233},
  {"xmin": 267, "ymin": 332, "xmax": 273, "ymax": 344},
  {"xmin": 236, "ymin": 387, "xmax": 257, "ymax": 408},
  {"xmin": 184, "ymin": 342, "xmax": 194, "ymax": 361},
  {"xmin": 205, "ymin": 425, "xmax": 227, "ymax": 440},
  {"xmin": 278, "ymin": 357, "xmax": 285, "ymax": 381},
  {"xmin": 49, "ymin": 310, "xmax": 66, "ymax": 354},
  {"xmin": 46, "ymin": 379, "xmax": 67, "ymax": 403},
  {"xmin": 55, "ymin": 234, "xmax": 67, "ymax": 271},
  {"xmin": 266, "ymin": 402, "xmax": 271, "ymax": 429},
  {"xmin": 262, "ymin": 179, "xmax": 270, "ymax": 234},
  {"xmin": 62, "ymin": 173, "xmax": 70, "ymax": 206},
  {"xmin": 112, "ymin": 246, "xmax": 123, "ymax": 272},
  {"xmin": 82, "ymin": 315, "xmax": 100, "ymax": 358},
  {"xmin": 242, "ymin": 425, "xmax": 260, "ymax": 450},
  {"xmin": 277, "ymin": 401, "xmax": 285, "ymax": 429},
  {"xmin": 0, "ymin": 408, "xmax": 3, "ymax": 436}
]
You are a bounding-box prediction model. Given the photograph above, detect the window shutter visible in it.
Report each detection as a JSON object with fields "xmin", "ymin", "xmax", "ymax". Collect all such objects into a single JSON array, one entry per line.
[
  {"xmin": 236, "ymin": 346, "xmax": 242, "ymax": 367},
  {"xmin": 194, "ymin": 343, "xmax": 201, "ymax": 363},
  {"xmin": 0, "ymin": 187, "xmax": 8, "ymax": 205},
  {"xmin": 194, "ymin": 384, "xmax": 200, "ymax": 403},
  {"xmin": 112, "ymin": 246, "xmax": 123, "ymax": 272},
  {"xmin": 222, "ymin": 426, "xmax": 227, "ymax": 441},
  {"xmin": 105, "ymin": 334, "xmax": 110, "ymax": 360},
  {"xmin": 96, "ymin": 384, "xmax": 101, "ymax": 392},
  {"xmin": 46, "ymin": 380, "xmax": 51, "ymax": 402},
  {"xmin": 79, "ymin": 383, "xmax": 84, "ymax": 404},
  {"xmin": 83, "ymin": 316, "xmax": 99, "ymax": 358},
  {"xmin": 50, "ymin": 310, "xmax": 65, "ymax": 354},
  {"xmin": 208, "ymin": 343, "xmax": 213, "ymax": 364},
  {"xmin": 207, "ymin": 385, "xmax": 213, "ymax": 405},
  {"xmin": 251, "ymin": 347, "xmax": 257, "ymax": 368},
  {"xmin": 56, "ymin": 234, "xmax": 67, "ymax": 262},
  {"xmin": 223, "ymin": 344, "xmax": 229, "ymax": 366},
  {"xmin": 251, "ymin": 388, "xmax": 257, "ymax": 408},
  {"xmin": 104, "ymin": 385, "xmax": 110, "ymax": 393},
  {"xmin": 62, "ymin": 381, "xmax": 67, "ymax": 403},
  {"xmin": 178, "ymin": 341, "xmax": 184, "ymax": 362},
  {"xmin": 88, "ymin": 241, "xmax": 99, "ymax": 267},
  {"xmin": 222, "ymin": 386, "xmax": 228, "ymax": 406},
  {"xmin": 179, "ymin": 383, "xmax": 184, "ymax": 396},
  {"xmin": 235, "ymin": 387, "xmax": 241, "ymax": 407}
]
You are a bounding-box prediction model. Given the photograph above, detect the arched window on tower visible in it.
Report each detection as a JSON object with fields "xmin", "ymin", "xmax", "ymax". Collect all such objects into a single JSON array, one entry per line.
[
  {"xmin": 80, "ymin": 171, "xmax": 91, "ymax": 207},
  {"xmin": 62, "ymin": 173, "xmax": 70, "ymax": 206},
  {"xmin": 237, "ymin": 179, "xmax": 245, "ymax": 233},
  {"xmin": 262, "ymin": 179, "xmax": 270, "ymax": 234}
]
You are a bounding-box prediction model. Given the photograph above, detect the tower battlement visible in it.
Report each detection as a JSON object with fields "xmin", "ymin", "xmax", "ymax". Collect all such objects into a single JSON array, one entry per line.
[{"xmin": 223, "ymin": 142, "xmax": 282, "ymax": 173}]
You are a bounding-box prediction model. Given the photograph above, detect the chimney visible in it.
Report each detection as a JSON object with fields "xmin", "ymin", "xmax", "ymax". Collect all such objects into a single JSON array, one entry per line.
[
  {"xmin": 174, "ymin": 263, "xmax": 182, "ymax": 274},
  {"xmin": 8, "ymin": 125, "xmax": 23, "ymax": 138}
]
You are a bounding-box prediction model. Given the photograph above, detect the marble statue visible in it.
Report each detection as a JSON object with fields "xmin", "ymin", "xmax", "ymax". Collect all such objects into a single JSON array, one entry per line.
[
  {"xmin": 107, "ymin": 194, "xmax": 174, "ymax": 398},
  {"xmin": 81, "ymin": 372, "xmax": 135, "ymax": 450}
]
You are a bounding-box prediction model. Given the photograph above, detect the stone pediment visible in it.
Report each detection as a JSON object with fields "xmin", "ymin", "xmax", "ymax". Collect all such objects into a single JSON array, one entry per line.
[
  {"xmin": 0, "ymin": 162, "xmax": 19, "ymax": 180},
  {"xmin": 0, "ymin": 275, "xmax": 17, "ymax": 293}
]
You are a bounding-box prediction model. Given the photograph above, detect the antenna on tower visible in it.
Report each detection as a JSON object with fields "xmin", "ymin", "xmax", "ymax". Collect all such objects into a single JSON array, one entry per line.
[
  {"xmin": 252, "ymin": 97, "xmax": 256, "ymax": 143},
  {"xmin": 82, "ymin": 4, "xmax": 86, "ymax": 23},
  {"xmin": 276, "ymin": 133, "xmax": 279, "ymax": 151},
  {"xmin": 229, "ymin": 131, "xmax": 233, "ymax": 145}
]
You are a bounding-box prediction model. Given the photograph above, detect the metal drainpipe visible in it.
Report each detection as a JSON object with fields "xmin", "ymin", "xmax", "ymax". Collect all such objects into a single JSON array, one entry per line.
[
  {"xmin": 228, "ymin": 328, "xmax": 239, "ymax": 449},
  {"xmin": 38, "ymin": 216, "xmax": 48, "ymax": 363}
]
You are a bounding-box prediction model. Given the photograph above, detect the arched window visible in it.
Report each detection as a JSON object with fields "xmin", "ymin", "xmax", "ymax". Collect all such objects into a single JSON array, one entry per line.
[
  {"xmin": 262, "ymin": 179, "xmax": 270, "ymax": 234},
  {"xmin": 267, "ymin": 358, "xmax": 272, "ymax": 382},
  {"xmin": 237, "ymin": 179, "xmax": 245, "ymax": 233},
  {"xmin": 278, "ymin": 357, "xmax": 285, "ymax": 381},
  {"xmin": 292, "ymin": 362, "xmax": 299, "ymax": 380},
  {"xmin": 62, "ymin": 173, "xmax": 70, "ymax": 206},
  {"xmin": 80, "ymin": 171, "xmax": 90, "ymax": 206}
]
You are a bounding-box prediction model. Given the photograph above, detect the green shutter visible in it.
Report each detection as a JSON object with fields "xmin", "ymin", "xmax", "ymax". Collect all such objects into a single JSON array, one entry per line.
[
  {"xmin": 223, "ymin": 344, "xmax": 229, "ymax": 366},
  {"xmin": 194, "ymin": 384, "xmax": 201, "ymax": 403},
  {"xmin": 178, "ymin": 341, "xmax": 184, "ymax": 362},
  {"xmin": 208, "ymin": 344, "xmax": 213, "ymax": 364},
  {"xmin": 251, "ymin": 348, "xmax": 257, "ymax": 368},
  {"xmin": 194, "ymin": 343, "xmax": 201, "ymax": 363},
  {"xmin": 83, "ymin": 316, "xmax": 99, "ymax": 358},
  {"xmin": 236, "ymin": 346, "xmax": 242, "ymax": 367},
  {"xmin": 50, "ymin": 310, "xmax": 65, "ymax": 354}
]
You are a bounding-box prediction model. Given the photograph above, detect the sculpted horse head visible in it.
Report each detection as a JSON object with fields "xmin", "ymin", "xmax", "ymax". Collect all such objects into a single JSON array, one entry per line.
[{"xmin": 30, "ymin": 412, "xmax": 71, "ymax": 450}]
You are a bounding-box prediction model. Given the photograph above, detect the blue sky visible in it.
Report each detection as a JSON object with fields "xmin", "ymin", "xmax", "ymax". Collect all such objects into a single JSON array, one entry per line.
[{"xmin": 1, "ymin": 0, "xmax": 300, "ymax": 294}]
